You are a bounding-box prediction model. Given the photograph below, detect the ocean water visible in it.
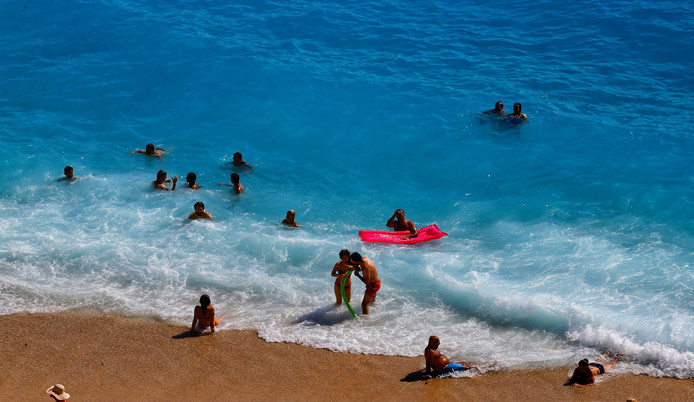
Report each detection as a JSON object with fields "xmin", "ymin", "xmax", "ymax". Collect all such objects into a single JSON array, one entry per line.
[{"xmin": 2, "ymin": 0, "xmax": 694, "ymax": 379}]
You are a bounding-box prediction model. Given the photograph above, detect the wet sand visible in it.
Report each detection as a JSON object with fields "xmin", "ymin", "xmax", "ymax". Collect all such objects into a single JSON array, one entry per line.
[{"xmin": 1, "ymin": 311, "xmax": 692, "ymax": 401}]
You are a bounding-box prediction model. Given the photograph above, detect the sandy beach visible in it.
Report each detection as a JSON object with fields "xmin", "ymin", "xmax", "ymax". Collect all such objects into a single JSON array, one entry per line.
[{"xmin": 1, "ymin": 311, "xmax": 691, "ymax": 401}]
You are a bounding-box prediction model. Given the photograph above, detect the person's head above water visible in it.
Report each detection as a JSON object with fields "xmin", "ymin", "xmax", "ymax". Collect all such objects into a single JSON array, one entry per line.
[
  {"xmin": 513, "ymin": 103, "xmax": 522, "ymax": 113},
  {"xmin": 145, "ymin": 143, "xmax": 156, "ymax": 154},
  {"xmin": 350, "ymin": 252, "xmax": 363, "ymax": 263},
  {"xmin": 63, "ymin": 166, "xmax": 73, "ymax": 178},
  {"xmin": 157, "ymin": 170, "xmax": 167, "ymax": 181},
  {"xmin": 231, "ymin": 173, "xmax": 240, "ymax": 185},
  {"xmin": 186, "ymin": 172, "xmax": 196, "ymax": 185},
  {"xmin": 495, "ymin": 101, "xmax": 504, "ymax": 111},
  {"xmin": 194, "ymin": 201, "xmax": 205, "ymax": 211},
  {"xmin": 233, "ymin": 152, "xmax": 243, "ymax": 162}
]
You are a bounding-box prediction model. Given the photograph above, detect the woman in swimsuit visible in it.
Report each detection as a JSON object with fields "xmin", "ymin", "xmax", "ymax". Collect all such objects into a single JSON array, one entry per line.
[
  {"xmin": 191, "ymin": 294, "xmax": 221, "ymax": 334},
  {"xmin": 331, "ymin": 249, "xmax": 353, "ymax": 305}
]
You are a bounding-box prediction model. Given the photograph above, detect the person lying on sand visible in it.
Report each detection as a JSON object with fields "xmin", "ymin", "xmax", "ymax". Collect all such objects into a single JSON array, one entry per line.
[
  {"xmin": 566, "ymin": 350, "xmax": 622, "ymax": 385},
  {"xmin": 130, "ymin": 143, "xmax": 165, "ymax": 160},
  {"xmin": 425, "ymin": 335, "xmax": 480, "ymax": 376}
]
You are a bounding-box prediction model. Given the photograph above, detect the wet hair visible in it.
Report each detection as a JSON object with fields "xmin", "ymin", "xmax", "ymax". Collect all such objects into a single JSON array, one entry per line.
[
  {"xmin": 514, "ymin": 102, "xmax": 522, "ymax": 110},
  {"xmin": 286, "ymin": 210, "xmax": 295, "ymax": 218},
  {"xmin": 578, "ymin": 359, "xmax": 589, "ymax": 366},
  {"xmin": 194, "ymin": 201, "xmax": 204, "ymax": 210},
  {"xmin": 157, "ymin": 170, "xmax": 167, "ymax": 180},
  {"xmin": 495, "ymin": 101, "xmax": 503, "ymax": 108},
  {"xmin": 186, "ymin": 172, "xmax": 196, "ymax": 184},
  {"xmin": 350, "ymin": 252, "xmax": 363, "ymax": 262},
  {"xmin": 146, "ymin": 143, "xmax": 155, "ymax": 153},
  {"xmin": 199, "ymin": 294, "xmax": 211, "ymax": 317},
  {"xmin": 64, "ymin": 166, "xmax": 73, "ymax": 174},
  {"xmin": 230, "ymin": 173, "xmax": 240, "ymax": 184},
  {"xmin": 339, "ymin": 249, "xmax": 350, "ymax": 259},
  {"xmin": 233, "ymin": 152, "xmax": 243, "ymax": 160},
  {"xmin": 395, "ymin": 208, "xmax": 405, "ymax": 215}
]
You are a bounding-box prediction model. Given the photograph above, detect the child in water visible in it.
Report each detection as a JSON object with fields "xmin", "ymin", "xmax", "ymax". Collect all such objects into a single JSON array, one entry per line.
[
  {"xmin": 331, "ymin": 249, "xmax": 353, "ymax": 305},
  {"xmin": 191, "ymin": 294, "xmax": 221, "ymax": 334}
]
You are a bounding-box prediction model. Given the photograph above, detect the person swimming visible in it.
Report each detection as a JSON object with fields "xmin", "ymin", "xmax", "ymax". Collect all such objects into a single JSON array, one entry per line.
[
  {"xmin": 152, "ymin": 170, "xmax": 177, "ymax": 191},
  {"xmin": 232, "ymin": 152, "xmax": 253, "ymax": 169},
  {"xmin": 57, "ymin": 166, "xmax": 76, "ymax": 182},
  {"xmin": 188, "ymin": 201, "xmax": 213, "ymax": 220},
  {"xmin": 331, "ymin": 249, "xmax": 353, "ymax": 305},
  {"xmin": 218, "ymin": 172, "xmax": 243, "ymax": 194},
  {"xmin": 484, "ymin": 101, "xmax": 506, "ymax": 115},
  {"xmin": 130, "ymin": 143, "xmax": 166, "ymax": 159},
  {"xmin": 507, "ymin": 103, "xmax": 528, "ymax": 125},
  {"xmin": 185, "ymin": 172, "xmax": 199, "ymax": 189},
  {"xmin": 282, "ymin": 210, "xmax": 299, "ymax": 227},
  {"xmin": 191, "ymin": 294, "xmax": 221, "ymax": 334}
]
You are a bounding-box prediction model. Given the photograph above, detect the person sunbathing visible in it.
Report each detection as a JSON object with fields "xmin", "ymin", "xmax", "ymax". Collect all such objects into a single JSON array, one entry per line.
[
  {"xmin": 566, "ymin": 350, "xmax": 622, "ymax": 385},
  {"xmin": 191, "ymin": 294, "xmax": 221, "ymax": 334}
]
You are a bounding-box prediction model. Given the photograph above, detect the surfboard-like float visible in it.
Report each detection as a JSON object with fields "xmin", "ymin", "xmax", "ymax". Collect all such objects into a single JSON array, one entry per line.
[
  {"xmin": 341, "ymin": 269, "xmax": 358, "ymax": 318},
  {"xmin": 358, "ymin": 224, "xmax": 447, "ymax": 244}
]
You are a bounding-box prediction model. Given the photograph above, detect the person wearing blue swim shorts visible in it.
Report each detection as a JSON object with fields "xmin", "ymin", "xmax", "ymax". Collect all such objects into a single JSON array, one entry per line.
[{"xmin": 424, "ymin": 336, "xmax": 479, "ymax": 377}]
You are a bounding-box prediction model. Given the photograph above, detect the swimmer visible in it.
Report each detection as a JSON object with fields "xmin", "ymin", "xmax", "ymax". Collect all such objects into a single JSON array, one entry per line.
[
  {"xmin": 57, "ymin": 166, "xmax": 76, "ymax": 182},
  {"xmin": 566, "ymin": 350, "xmax": 622, "ymax": 385},
  {"xmin": 282, "ymin": 210, "xmax": 299, "ymax": 227},
  {"xmin": 188, "ymin": 201, "xmax": 213, "ymax": 220},
  {"xmin": 331, "ymin": 249, "xmax": 353, "ymax": 305},
  {"xmin": 232, "ymin": 152, "xmax": 253, "ymax": 169},
  {"xmin": 218, "ymin": 172, "xmax": 243, "ymax": 194},
  {"xmin": 350, "ymin": 252, "xmax": 380, "ymax": 315},
  {"xmin": 484, "ymin": 101, "xmax": 506, "ymax": 115},
  {"xmin": 130, "ymin": 143, "xmax": 165, "ymax": 160},
  {"xmin": 185, "ymin": 172, "xmax": 199, "ymax": 189},
  {"xmin": 190, "ymin": 294, "xmax": 221, "ymax": 334},
  {"xmin": 153, "ymin": 170, "xmax": 177, "ymax": 191},
  {"xmin": 507, "ymin": 103, "xmax": 528, "ymax": 123},
  {"xmin": 425, "ymin": 336, "xmax": 479, "ymax": 377},
  {"xmin": 386, "ymin": 209, "xmax": 417, "ymax": 238}
]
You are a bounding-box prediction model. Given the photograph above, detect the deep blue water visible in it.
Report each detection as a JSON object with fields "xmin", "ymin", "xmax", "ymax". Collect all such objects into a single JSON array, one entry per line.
[{"xmin": 1, "ymin": 0, "xmax": 694, "ymax": 378}]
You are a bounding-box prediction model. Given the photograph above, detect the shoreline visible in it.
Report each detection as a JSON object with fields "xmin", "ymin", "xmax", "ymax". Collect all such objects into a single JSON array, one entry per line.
[{"xmin": 1, "ymin": 311, "xmax": 691, "ymax": 401}]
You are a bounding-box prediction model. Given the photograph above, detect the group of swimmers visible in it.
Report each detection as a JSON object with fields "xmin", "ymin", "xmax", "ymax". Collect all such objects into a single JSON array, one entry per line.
[
  {"xmin": 483, "ymin": 101, "xmax": 528, "ymax": 124},
  {"xmin": 59, "ymin": 146, "xmax": 300, "ymax": 224},
  {"xmin": 63, "ymin": 134, "xmax": 626, "ymax": 386}
]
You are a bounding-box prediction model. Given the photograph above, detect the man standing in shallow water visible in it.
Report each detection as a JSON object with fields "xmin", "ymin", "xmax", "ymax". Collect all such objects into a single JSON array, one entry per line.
[{"xmin": 350, "ymin": 252, "xmax": 380, "ymax": 315}]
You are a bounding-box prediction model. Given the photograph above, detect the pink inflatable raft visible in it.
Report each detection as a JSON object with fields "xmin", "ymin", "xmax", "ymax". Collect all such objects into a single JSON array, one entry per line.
[{"xmin": 358, "ymin": 224, "xmax": 448, "ymax": 244}]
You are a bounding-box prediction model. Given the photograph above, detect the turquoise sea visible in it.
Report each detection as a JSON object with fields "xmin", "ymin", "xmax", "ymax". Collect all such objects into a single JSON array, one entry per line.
[{"xmin": 1, "ymin": 0, "xmax": 694, "ymax": 378}]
